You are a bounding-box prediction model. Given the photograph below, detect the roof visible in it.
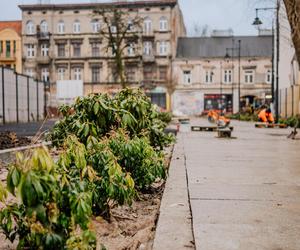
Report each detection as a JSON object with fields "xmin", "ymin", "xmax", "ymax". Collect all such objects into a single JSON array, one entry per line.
[
  {"xmin": 0, "ymin": 21, "xmax": 22, "ymax": 36},
  {"xmin": 176, "ymin": 36, "xmax": 272, "ymax": 59},
  {"xmin": 19, "ymin": 0, "xmax": 177, "ymax": 11}
]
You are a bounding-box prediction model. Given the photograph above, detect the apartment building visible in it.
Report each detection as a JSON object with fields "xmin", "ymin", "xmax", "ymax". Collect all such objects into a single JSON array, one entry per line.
[
  {"xmin": 19, "ymin": 0, "xmax": 186, "ymax": 109},
  {"xmin": 0, "ymin": 21, "xmax": 22, "ymax": 73},
  {"xmin": 172, "ymin": 35, "xmax": 272, "ymax": 115}
]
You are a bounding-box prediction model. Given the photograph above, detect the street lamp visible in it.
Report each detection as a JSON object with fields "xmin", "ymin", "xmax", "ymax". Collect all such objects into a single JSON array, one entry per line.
[
  {"xmin": 252, "ymin": 0, "xmax": 280, "ymax": 123},
  {"xmin": 225, "ymin": 39, "xmax": 241, "ymax": 113}
]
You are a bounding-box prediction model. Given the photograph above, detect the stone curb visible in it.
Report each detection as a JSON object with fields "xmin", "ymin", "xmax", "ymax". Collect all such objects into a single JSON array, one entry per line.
[{"xmin": 153, "ymin": 134, "xmax": 195, "ymax": 250}]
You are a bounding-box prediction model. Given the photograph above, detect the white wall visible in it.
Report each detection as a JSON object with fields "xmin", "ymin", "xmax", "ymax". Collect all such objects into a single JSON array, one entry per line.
[{"xmin": 0, "ymin": 67, "xmax": 45, "ymax": 124}]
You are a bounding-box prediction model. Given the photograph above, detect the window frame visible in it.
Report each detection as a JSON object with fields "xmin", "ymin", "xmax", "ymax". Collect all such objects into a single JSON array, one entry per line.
[
  {"xmin": 26, "ymin": 44, "xmax": 35, "ymax": 58},
  {"xmin": 244, "ymin": 70, "xmax": 255, "ymax": 84},
  {"xmin": 159, "ymin": 17, "xmax": 168, "ymax": 31},
  {"xmin": 26, "ymin": 20, "xmax": 35, "ymax": 35},
  {"xmin": 57, "ymin": 20, "xmax": 65, "ymax": 34},
  {"xmin": 74, "ymin": 67, "xmax": 82, "ymax": 81},
  {"xmin": 159, "ymin": 41, "xmax": 168, "ymax": 56},
  {"xmin": 183, "ymin": 70, "xmax": 192, "ymax": 85},
  {"xmin": 57, "ymin": 44, "xmax": 65, "ymax": 57},
  {"xmin": 57, "ymin": 67, "xmax": 65, "ymax": 81},
  {"xmin": 73, "ymin": 20, "xmax": 81, "ymax": 34},
  {"xmin": 40, "ymin": 20, "xmax": 48, "ymax": 33}
]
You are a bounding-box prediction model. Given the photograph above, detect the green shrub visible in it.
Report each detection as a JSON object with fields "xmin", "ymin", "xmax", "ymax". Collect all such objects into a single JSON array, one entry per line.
[
  {"xmin": 59, "ymin": 135, "xmax": 136, "ymax": 217},
  {"xmin": 0, "ymin": 147, "xmax": 96, "ymax": 250},
  {"xmin": 47, "ymin": 88, "xmax": 174, "ymax": 150},
  {"xmin": 105, "ymin": 130, "xmax": 166, "ymax": 190}
]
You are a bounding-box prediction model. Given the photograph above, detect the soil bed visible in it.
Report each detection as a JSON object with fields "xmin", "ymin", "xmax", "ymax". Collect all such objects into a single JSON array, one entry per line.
[
  {"xmin": 0, "ymin": 145, "xmax": 174, "ymax": 250},
  {"xmin": 0, "ymin": 132, "xmax": 31, "ymax": 150}
]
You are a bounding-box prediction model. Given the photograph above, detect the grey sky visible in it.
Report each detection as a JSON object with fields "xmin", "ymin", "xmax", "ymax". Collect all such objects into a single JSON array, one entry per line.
[{"xmin": 0, "ymin": 0, "xmax": 276, "ymax": 36}]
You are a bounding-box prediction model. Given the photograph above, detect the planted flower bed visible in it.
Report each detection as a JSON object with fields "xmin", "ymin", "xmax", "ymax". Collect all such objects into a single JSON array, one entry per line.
[{"xmin": 0, "ymin": 88, "xmax": 174, "ymax": 249}]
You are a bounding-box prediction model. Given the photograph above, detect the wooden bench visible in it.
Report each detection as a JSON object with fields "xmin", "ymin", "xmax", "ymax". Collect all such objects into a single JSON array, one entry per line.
[
  {"xmin": 191, "ymin": 126, "xmax": 234, "ymax": 132},
  {"xmin": 255, "ymin": 123, "xmax": 287, "ymax": 129}
]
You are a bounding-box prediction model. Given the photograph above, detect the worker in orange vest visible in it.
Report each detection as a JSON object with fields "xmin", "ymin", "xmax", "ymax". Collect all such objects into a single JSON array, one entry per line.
[{"xmin": 258, "ymin": 108, "xmax": 274, "ymax": 123}]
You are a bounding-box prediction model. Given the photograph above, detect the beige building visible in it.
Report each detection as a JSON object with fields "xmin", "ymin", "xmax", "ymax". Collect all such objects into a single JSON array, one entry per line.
[
  {"xmin": 19, "ymin": 0, "xmax": 186, "ymax": 110},
  {"xmin": 0, "ymin": 21, "xmax": 22, "ymax": 73},
  {"xmin": 172, "ymin": 35, "xmax": 272, "ymax": 115}
]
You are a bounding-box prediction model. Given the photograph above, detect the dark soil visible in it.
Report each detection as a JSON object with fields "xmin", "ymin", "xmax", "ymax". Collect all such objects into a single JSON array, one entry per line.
[{"xmin": 0, "ymin": 132, "xmax": 32, "ymax": 150}]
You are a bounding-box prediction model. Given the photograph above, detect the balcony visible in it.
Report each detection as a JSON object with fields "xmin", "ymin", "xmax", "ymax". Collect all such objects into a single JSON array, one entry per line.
[
  {"xmin": 37, "ymin": 32, "xmax": 50, "ymax": 40},
  {"xmin": 36, "ymin": 55, "xmax": 51, "ymax": 64},
  {"xmin": 0, "ymin": 52, "xmax": 16, "ymax": 62},
  {"xmin": 142, "ymin": 54, "xmax": 155, "ymax": 62}
]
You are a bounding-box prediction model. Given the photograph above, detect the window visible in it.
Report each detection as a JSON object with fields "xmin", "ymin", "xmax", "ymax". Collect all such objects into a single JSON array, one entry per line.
[
  {"xmin": 57, "ymin": 68, "xmax": 65, "ymax": 80},
  {"xmin": 6, "ymin": 41, "xmax": 11, "ymax": 58},
  {"xmin": 41, "ymin": 43, "xmax": 49, "ymax": 57},
  {"xmin": 183, "ymin": 70, "xmax": 191, "ymax": 85},
  {"xmin": 91, "ymin": 67, "xmax": 100, "ymax": 83},
  {"xmin": 127, "ymin": 43, "xmax": 135, "ymax": 56},
  {"xmin": 127, "ymin": 19, "xmax": 134, "ymax": 31},
  {"xmin": 224, "ymin": 69, "xmax": 232, "ymax": 83},
  {"xmin": 26, "ymin": 44, "xmax": 35, "ymax": 58},
  {"xmin": 73, "ymin": 43, "xmax": 81, "ymax": 57},
  {"xmin": 144, "ymin": 66, "xmax": 153, "ymax": 80},
  {"xmin": 244, "ymin": 70, "xmax": 254, "ymax": 83},
  {"xmin": 25, "ymin": 68, "xmax": 34, "ymax": 77},
  {"xmin": 73, "ymin": 20, "xmax": 80, "ymax": 33},
  {"xmin": 41, "ymin": 68, "xmax": 49, "ymax": 82},
  {"xmin": 0, "ymin": 41, "xmax": 3, "ymax": 54},
  {"xmin": 74, "ymin": 67, "xmax": 82, "ymax": 80},
  {"xmin": 159, "ymin": 17, "xmax": 168, "ymax": 31},
  {"xmin": 159, "ymin": 41, "xmax": 168, "ymax": 56},
  {"xmin": 143, "ymin": 17, "xmax": 152, "ymax": 34},
  {"xmin": 13, "ymin": 41, "xmax": 16, "ymax": 53},
  {"xmin": 26, "ymin": 20, "xmax": 35, "ymax": 34},
  {"xmin": 110, "ymin": 25, "xmax": 117, "ymax": 33},
  {"xmin": 126, "ymin": 67, "xmax": 135, "ymax": 82},
  {"xmin": 159, "ymin": 66, "xmax": 167, "ymax": 81},
  {"xmin": 143, "ymin": 41, "xmax": 152, "ymax": 55},
  {"xmin": 57, "ymin": 44, "xmax": 65, "ymax": 57},
  {"xmin": 205, "ymin": 70, "xmax": 213, "ymax": 83},
  {"xmin": 40, "ymin": 20, "xmax": 48, "ymax": 33},
  {"xmin": 266, "ymin": 69, "xmax": 272, "ymax": 84},
  {"xmin": 91, "ymin": 43, "xmax": 100, "ymax": 57},
  {"xmin": 91, "ymin": 19, "xmax": 100, "ymax": 33},
  {"xmin": 57, "ymin": 20, "xmax": 65, "ymax": 34}
]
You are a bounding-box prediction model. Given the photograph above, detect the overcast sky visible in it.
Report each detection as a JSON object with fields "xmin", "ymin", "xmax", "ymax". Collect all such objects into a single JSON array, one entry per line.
[{"xmin": 0, "ymin": 0, "xmax": 276, "ymax": 36}]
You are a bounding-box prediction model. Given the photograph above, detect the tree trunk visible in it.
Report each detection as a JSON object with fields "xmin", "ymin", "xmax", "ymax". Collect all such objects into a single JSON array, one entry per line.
[{"xmin": 283, "ymin": 0, "xmax": 300, "ymax": 65}]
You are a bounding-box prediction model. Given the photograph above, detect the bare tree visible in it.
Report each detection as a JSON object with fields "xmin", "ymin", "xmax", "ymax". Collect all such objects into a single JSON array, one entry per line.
[
  {"xmin": 283, "ymin": 0, "xmax": 300, "ymax": 65},
  {"xmin": 190, "ymin": 23, "xmax": 211, "ymax": 37},
  {"xmin": 94, "ymin": 7, "xmax": 142, "ymax": 88}
]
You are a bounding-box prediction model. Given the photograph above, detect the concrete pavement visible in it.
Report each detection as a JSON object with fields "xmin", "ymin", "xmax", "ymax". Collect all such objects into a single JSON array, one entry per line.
[
  {"xmin": 185, "ymin": 118, "xmax": 300, "ymax": 250},
  {"xmin": 154, "ymin": 118, "xmax": 300, "ymax": 250}
]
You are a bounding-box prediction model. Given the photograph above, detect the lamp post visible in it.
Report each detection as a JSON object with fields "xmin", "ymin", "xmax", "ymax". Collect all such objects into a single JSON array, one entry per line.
[
  {"xmin": 252, "ymin": 0, "xmax": 280, "ymax": 123},
  {"xmin": 225, "ymin": 39, "xmax": 241, "ymax": 113}
]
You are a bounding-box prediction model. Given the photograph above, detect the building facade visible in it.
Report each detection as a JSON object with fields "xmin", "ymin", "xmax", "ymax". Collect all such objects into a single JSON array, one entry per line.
[
  {"xmin": 0, "ymin": 21, "xmax": 22, "ymax": 73},
  {"xmin": 19, "ymin": 0, "xmax": 186, "ymax": 110},
  {"xmin": 172, "ymin": 35, "xmax": 273, "ymax": 115}
]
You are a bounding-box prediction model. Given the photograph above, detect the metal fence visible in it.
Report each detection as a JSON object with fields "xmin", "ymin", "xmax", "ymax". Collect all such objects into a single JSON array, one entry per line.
[
  {"xmin": 279, "ymin": 85, "xmax": 300, "ymax": 118},
  {"xmin": 0, "ymin": 66, "xmax": 46, "ymax": 124}
]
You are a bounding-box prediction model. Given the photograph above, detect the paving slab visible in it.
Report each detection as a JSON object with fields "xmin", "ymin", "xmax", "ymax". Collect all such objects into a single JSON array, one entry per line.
[{"xmin": 184, "ymin": 118, "xmax": 300, "ymax": 250}]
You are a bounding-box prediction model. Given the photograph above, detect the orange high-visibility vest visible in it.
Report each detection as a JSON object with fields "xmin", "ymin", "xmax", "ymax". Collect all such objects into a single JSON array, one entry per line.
[{"xmin": 258, "ymin": 109, "xmax": 274, "ymax": 123}]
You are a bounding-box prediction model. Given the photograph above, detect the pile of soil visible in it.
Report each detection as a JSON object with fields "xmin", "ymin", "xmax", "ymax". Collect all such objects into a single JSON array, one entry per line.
[{"xmin": 0, "ymin": 132, "xmax": 32, "ymax": 150}]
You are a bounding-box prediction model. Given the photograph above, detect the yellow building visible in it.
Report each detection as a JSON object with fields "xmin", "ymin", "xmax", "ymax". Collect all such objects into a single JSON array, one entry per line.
[{"xmin": 0, "ymin": 21, "xmax": 22, "ymax": 73}]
